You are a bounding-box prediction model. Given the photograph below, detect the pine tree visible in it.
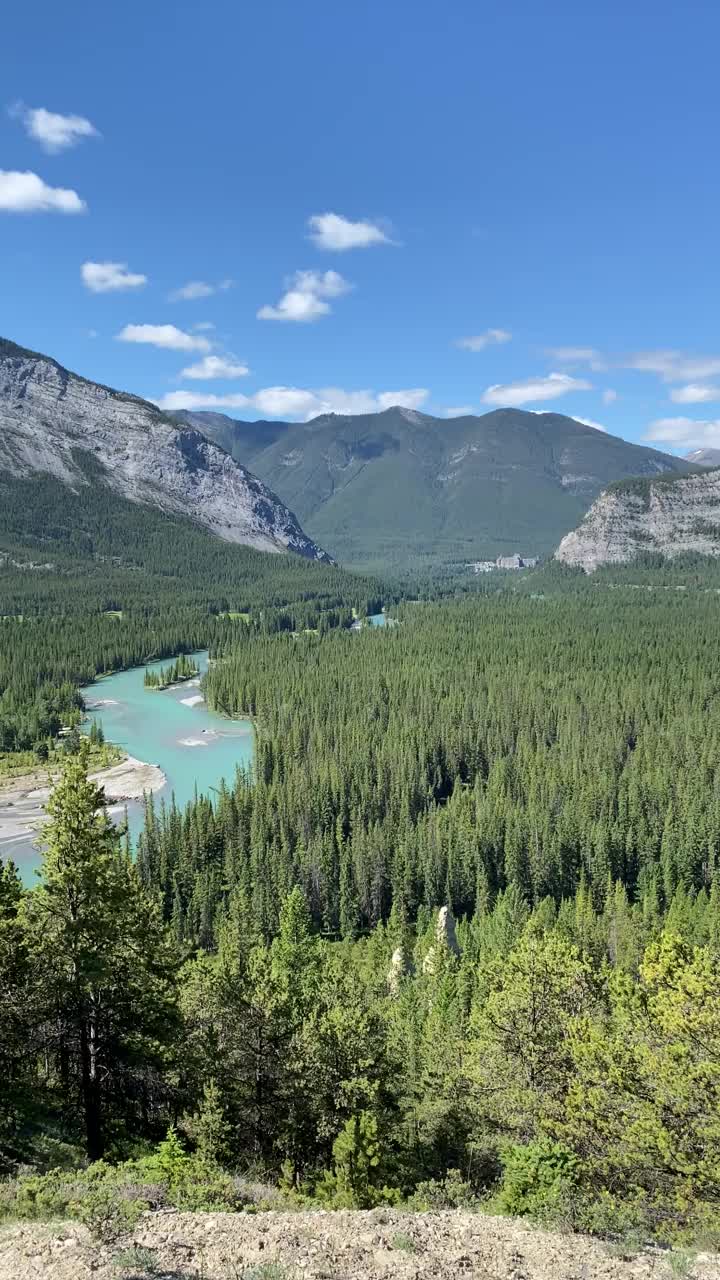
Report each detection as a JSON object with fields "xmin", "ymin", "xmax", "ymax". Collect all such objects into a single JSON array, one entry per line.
[{"xmin": 23, "ymin": 748, "xmax": 178, "ymax": 1159}]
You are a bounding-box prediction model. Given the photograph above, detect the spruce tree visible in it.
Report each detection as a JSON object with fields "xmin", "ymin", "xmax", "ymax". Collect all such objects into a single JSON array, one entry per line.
[{"xmin": 23, "ymin": 748, "xmax": 178, "ymax": 1159}]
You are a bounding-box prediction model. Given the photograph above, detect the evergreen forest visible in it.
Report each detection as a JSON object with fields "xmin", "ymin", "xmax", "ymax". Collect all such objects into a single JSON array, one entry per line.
[{"xmin": 2, "ymin": 552, "xmax": 720, "ymax": 1247}]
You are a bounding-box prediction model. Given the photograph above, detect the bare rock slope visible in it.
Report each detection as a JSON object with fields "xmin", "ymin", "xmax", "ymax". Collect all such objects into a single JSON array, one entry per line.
[
  {"xmin": 0, "ymin": 338, "xmax": 330, "ymax": 560},
  {"xmin": 556, "ymin": 470, "xmax": 720, "ymax": 570},
  {"xmin": 3, "ymin": 1209, "xmax": 715, "ymax": 1280}
]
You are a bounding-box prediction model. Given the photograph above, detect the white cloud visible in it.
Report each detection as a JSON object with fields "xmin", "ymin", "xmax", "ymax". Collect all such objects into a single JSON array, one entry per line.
[
  {"xmin": 572, "ymin": 416, "xmax": 607, "ymax": 433},
  {"xmin": 376, "ymin": 389, "xmax": 428, "ymax": 412},
  {"xmin": 482, "ymin": 372, "xmax": 592, "ymax": 407},
  {"xmin": 644, "ymin": 417, "xmax": 720, "ymax": 450},
  {"xmin": 158, "ymin": 391, "xmax": 251, "ymax": 413},
  {"xmin": 116, "ymin": 324, "xmax": 211, "ymax": 352},
  {"xmin": 180, "ymin": 355, "xmax": 250, "ymax": 380},
  {"xmin": 624, "ymin": 350, "xmax": 720, "ymax": 382},
  {"xmin": 443, "ymin": 406, "xmax": 476, "ymax": 417},
  {"xmin": 193, "ymin": 321, "xmax": 215, "ymax": 331},
  {"xmin": 253, "ymin": 388, "xmax": 324, "ymax": 417},
  {"xmin": 169, "ymin": 279, "xmax": 234, "ymax": 302},
  {"xmin": 155, "ymin": 384, "xmax": 429, "ymax": 419},
  {"xmin": 251, "ymin": 385, "xmax": 429, "ymax": 418},
  {"xmin": 308, "ymin": 212, "xmax": 391, "ymax": 251},
  {"xmin": 257, "ymin": 269, "xmax": 352, "ymax": 322},
  {"xmin": 0, "ymin": 170, "xmax": 85, "ymax": 213},
  {"xmin": 11, "ymin": 103, "xmax": 99, "ymax": 153},
  {"xmin": 602, "ymin": 389, "xmax": 618, "ymax": 404},
  {"xmin": 670, "ymin": 383, "xmax": 720, "ymax": 404},
  {"xmin": 81, "ymin": 261, "xmax": 147, "ymax": 293},
  {"xmin": 456, "ymin": 329, "xmax": 511, "ymax": 352},
  {"xmin": 546, "ymin": 346, "xmax": 607, "ymax": 371}
]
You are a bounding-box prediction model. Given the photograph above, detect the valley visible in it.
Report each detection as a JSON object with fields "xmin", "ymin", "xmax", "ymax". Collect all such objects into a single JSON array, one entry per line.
[
  {"xmin": 4, "ymin": 336, "xmax": 720, "ymax": 1262},
  {"xmin": 178, "ymin": 405, "xmax": 694, "ymax": 572},
  {"xmin": 6, "ymin": 3, "xmax": 720, "ymax": 1273},
  {"xmin": 0, "ymin": 651, "xmax": 254, "ymax": 880}
]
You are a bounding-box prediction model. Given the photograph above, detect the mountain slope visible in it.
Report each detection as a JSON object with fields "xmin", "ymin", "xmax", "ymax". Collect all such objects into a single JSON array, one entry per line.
[
  {"xmin": 555, "ymin": 469, "xmax": 720, "ymax": 570},
  {"xmin": 0, "ymin": 338, "xmax": 330, "ymax": 561},
  {"xmin": 176, "ymin": 406, "xmax": 694, "ymax": 571},
  {"xmin": 686, "ymin": 447, "xmax": 720, "ymax": 466}
]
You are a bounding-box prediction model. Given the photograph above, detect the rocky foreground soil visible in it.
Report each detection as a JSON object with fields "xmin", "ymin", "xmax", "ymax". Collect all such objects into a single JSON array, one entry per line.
[{"xmin": 1, "ymin": 1209, "xmax": 718, "ymax": 1280}]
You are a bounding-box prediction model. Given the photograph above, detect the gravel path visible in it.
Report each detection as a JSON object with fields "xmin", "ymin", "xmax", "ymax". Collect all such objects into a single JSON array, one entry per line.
[{"xmin": 1, "ymin": 1208, "xmax": 717, "ymax": 1280}]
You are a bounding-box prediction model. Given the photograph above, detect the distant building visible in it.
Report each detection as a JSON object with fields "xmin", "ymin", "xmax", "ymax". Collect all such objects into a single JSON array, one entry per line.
[{"xmin": 470, "ymin": 554, "xmax": 539, "ymax": 574}]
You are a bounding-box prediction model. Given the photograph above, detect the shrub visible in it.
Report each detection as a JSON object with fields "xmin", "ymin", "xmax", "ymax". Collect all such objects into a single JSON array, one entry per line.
[
  {"xmin": 314, "ymin": 1111, "xmax": 400, "ymax": 1209},
  {"xmin": 406, "ymin": 1168, "xmax": 480, "ymax": 1210},
  {"xmin": 497, "ymin": 1140, "xmax": 579, "ymax": 1221},
  {"xmin": 0, "ymin": 1131, "xmax": 246, "ymax": 1237}
]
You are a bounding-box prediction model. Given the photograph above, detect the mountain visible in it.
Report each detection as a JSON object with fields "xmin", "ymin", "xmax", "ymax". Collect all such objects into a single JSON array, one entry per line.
[
  {"xmin": 0, "ymin": 338, "xmax": 330, "ymax": 561},
  {"xmin": 686, "ymin": 447, "xmax": 720, "ymax": 466},
  {"xmin": 176, "ymin": 406, "xmax": 694, "ymax": 572},
  {"xmin": 555, "ymin": 469, "xmax": 720, "ymax": 570}
]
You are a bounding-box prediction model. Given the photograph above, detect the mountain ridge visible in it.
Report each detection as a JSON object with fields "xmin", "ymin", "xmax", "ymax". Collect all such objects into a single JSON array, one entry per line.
[
  {"xmin": 176, "ymin": 405, "xmax": 695, "ymax": 571},
  {"xmin": 0, "ymin": 337, "xmax": 331, "ymax": 562}
]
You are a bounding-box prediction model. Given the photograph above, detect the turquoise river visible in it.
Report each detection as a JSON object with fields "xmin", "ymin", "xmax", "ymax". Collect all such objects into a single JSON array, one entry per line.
[{"xmin": 1, "ymin": 651, "xmax": 254, "ymax": 880}]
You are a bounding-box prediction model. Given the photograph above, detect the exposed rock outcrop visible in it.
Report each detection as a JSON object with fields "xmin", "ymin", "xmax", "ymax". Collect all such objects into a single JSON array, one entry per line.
[
  {"xmin": 0, "ymin": 338, "xmax": 331, "ymax": 560},
  {"xmin": 555, "ymin": 470, "xmax": 720, "ymax": 570},
  {"xmin": 422, "ymin": 905, "xmax": 462, "ymax": 973}
]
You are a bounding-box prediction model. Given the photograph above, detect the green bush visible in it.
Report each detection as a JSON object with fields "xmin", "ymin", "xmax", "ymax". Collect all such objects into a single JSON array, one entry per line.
[
  {"xmin": 406, "ymin": 1168, "xmax": 480, "ymax": 1210},
  {"xmin": 0, "ymin": 1130, "xmax": 245, "ymax": 1238},
  {"xmin": 497, "ymin": 1140, "xmax": 579, "ymax": 1221},
  {"xmin": 314, "ymin": 1111, "xmax": 400, "ymax": 1209}
]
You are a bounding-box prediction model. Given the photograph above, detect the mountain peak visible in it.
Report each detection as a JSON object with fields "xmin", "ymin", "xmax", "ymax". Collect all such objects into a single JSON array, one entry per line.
[
  {"xmin": 0, "ymin": 338, "xmax": 332, "ymax": 561},
  {"xmin": 180, "ymin": 404, "xmax": 693, "ymax": 572}
]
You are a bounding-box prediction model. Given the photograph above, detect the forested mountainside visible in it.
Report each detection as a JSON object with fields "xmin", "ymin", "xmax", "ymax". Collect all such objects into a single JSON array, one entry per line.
[
  {"xmin": 0, "ymin": 337, "xmax": 329, "ymax": 559},
  {"xmin": 177, "ymin": 406, "xmax": 693, "ymax": 571},
  {"xmin": 0, "ymin": 472, "xmax": 381, "ymax": 753},
  {"xmin": 556, "ymin": 469, "xmax": 720, "ymax": 569}
]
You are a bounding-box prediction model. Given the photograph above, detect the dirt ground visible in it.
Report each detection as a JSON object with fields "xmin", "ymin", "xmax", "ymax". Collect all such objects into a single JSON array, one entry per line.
[{"xmin": 1, "ymin": 1208, "xmax": 717, "ymax": 1280}]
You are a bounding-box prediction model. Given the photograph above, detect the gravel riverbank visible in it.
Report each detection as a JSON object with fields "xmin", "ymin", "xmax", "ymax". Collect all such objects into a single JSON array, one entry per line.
[{"xmin": 0, "ymin": 754, "xmax": 166, "ymax": 844}]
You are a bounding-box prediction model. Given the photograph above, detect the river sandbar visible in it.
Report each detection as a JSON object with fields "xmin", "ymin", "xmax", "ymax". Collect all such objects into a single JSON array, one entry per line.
[{"xmin": 0, "ymin": 754, "xmax": 166, "ymax": 845}]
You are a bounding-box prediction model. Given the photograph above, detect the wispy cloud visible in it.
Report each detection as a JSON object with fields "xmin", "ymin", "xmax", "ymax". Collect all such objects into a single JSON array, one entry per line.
[
  {"xmin": 443, "ymin": 406, "xmax": 476, "ymax": 417},
  {"xmin": 308, "ymin": 212, "xmax": 391, "ymax": 251},
  {"xmin": 624, "ymin": 350, "xmax": 720, "ymax": 382},
  {"xmin": 81, "ymin": 261, "xmax": 147, "ymax": 293},
  {"xmin": 456, "ymin": 329, "xmax": 511, "ymax": 352},
  {"xmin": 602, "ymin": 389, "xmax": 618, "ymax": 404},
  {"xmin": 168, "ymin": 279, "xmax": 234, "ymax": 302},
  {"xmin": 156, "ymin": 385, "xmax": 429, "ymax": 419},
  {"xmin": 160, "ymin": 391, "xmax": 251, "ymax": 413},
  {"xmin": 482, "ymin": 372, "xmax": 592, "ymax": 407},
  {"xmin": 9, "ymin": 103, "xmax": 99, "ymax": 152},
  {"xmin": 0, "ymin": 170, "xmax": 86, "ymax": 213},
  {"xmin": 117, "ymin": 324, "xmax": 211, "ymax": 352},
  {"xmin": 180, "ymin": 355, "xmax": 250, "ymax": 380},
  {"xmin": 546, "ymin": 346, "xmax": 607, "ymax": 371},
  {"xmin": 257, "ymin": 269, "xmax": 352, "ymax": 322},
  {"xmin": 669, "ymin": 384, "xmax": 720, "ymax": 404},
  {"xmin": 644, "ymin": 417, "xmax": 720, "ymax": 450},
  {"xmin": 572, "ymin": 416, "xmax": 607, "ymax": 433}
]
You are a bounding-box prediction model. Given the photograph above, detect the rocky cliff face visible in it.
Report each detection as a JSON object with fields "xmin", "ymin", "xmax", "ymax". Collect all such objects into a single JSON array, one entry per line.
[
  {"xmin": 0, "ymin": 338, "xmax": 331, "ymax": 560},
  {"xmin": 555, "ymin": 469, "xmax": 720, "ymax": 570}
]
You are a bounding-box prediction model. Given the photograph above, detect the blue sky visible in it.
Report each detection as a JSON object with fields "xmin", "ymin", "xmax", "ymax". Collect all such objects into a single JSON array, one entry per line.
[{"xmin": 2, "ymin": 0, "xmax": 720, "ymax": 452}]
